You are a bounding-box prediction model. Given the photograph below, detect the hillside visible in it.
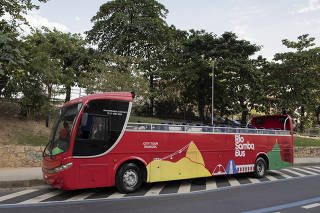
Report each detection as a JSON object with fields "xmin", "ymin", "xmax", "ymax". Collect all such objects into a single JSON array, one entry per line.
[{"xmin": 0, "ymin": 100, "xmax": 50, "ymax": 146}]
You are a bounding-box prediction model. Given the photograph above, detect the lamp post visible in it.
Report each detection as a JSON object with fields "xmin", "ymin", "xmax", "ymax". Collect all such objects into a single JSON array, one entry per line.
[{"xmin": 211, "ymin": 61, "xmax": 215, "ymax": 126}]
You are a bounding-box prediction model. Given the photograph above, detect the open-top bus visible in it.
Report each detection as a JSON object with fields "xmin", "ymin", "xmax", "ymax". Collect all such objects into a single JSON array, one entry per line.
[{"xmin": 42, "ymin": 92, "xmax": 293, "ymax": 193}]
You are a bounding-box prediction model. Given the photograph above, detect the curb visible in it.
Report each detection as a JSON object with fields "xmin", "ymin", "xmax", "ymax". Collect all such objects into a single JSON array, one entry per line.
[
  {"xmin": 293, "ymin": 163, "xmax": 320, "ymax": 167},
  {"xmin": 0, "ymin": 179, "xmax": 45, "ymax": 189}
]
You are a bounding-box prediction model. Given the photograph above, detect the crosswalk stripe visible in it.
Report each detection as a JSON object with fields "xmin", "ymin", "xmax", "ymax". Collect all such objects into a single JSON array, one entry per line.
[
  {"xmin": 19, "ymin": 190, "xmax": 60, "ymax": 204},
  {"xmin": 65, "ymin": 192, "xmax": 94, "ymax": 201},
  {"xmin": 248, "ymin": 178, "xmax": 262, "ymax": 183},
  {"xmin": 265, "ymin": 175, "xmax": 277, "ymax": 181},
  {"xmin": 177, "ymin": 180, "xmax": 191, "ymax": 193},
  {"xmin": 107, "ymin": 192, "xmax": 126, "ymax": 199},
  {"xmin": 145, "ymin": 183, "xmax": 166, "ymax": 196},
  {"xmin": 3, "ymin": 166, "xmax": 319, "ymax": 204},
  {"xmin": 270, "ymin": 170, "xmax": 292, "ymax": 179},
  {"xmin": 206, "ymin": 178, "xmax": 217, "ymax": 190},
  {"xmin": 0, "ymin": 189, "xmax": 37, "ymax": 202},
  {"xmin": 305, "ymin": 167, "xmax": 320, "ymax": 173},
  {"xmin": 293, "ymin": 167, "xmax": 318, "ymax": 175},
  {"xmin": 282, "ymin": 168, "xmax": 305, "ymax": 177},
  {"xmin": 227, "ymin": 177, "xmax": 241, "ymax": 186}
]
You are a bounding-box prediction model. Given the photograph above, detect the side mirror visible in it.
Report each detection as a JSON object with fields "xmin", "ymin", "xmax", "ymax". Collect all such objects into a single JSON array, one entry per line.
[
  {"xmin": 45, "ymin": 115, "xmax": 49, "ymax": 128},
  {"xmin": 81, "ymin": 112, "xmax": 88, "ymax": 127}
]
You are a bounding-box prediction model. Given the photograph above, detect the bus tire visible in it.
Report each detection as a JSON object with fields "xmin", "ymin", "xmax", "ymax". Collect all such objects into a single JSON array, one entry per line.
[
  {"xmin": 254, "ymin": 157, "xmax": 266, "ymax": 178},
  {"xmin": 115, "ymin": 162, "xmax": 142, "ymax": 193}
]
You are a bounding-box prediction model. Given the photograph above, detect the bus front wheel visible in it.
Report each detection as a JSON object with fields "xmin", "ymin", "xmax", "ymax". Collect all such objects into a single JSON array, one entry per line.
[
  {"xmin": 254, "ymin": 157, "xmax": 266, "ymax": 178},
  {"xmin": 116, "ymin": 162, "xmax": 142, "ymax": 193}
]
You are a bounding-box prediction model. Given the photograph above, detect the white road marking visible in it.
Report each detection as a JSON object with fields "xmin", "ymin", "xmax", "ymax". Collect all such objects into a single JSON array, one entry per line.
[
  {"xmin": 65, "ymin": 191, "xmax": 94, "ymax": 201},
  {"xmin": 145, "ymin": 183, "xmax": 166, "ymax": 196},
  {"xmin": 302, "ymin": 203, "xmax": 320, "ymax": 209},
  {"xmin": 19, "ymin": 190, "xmax": 61, "ymax": 204},
  {"xmin": 177, "ymin": 180, "xmax": 191, "ymax": 193},
  {"xmin": 305, "ymin": 167, "xmax": 320, "ymax": 173},
  {"xmin": 312, "ymin": 166, "xmax": 320, "ymax": 170},
  {"xmin": 206, "ymin": 178, "xmax": 217, "ymax": 190},
  {"xmin": 265, "ymin": 175, "xmax": 277, "ymax": 181},
  {"xmin": 293, "ymin": 168, "xmax": 317, "ymax": 175},
  {"xmin": 282, "ymin": 168, "xmax": 305, "ymax": 177},
  {"xmin": 107, "ymin": 191, "xmax": 126, "ymax": 199},
  {"xmin": 248, "ymin": 178, "xmax": 262, "ymax": 183},
  {"xmin": 227, "ymin": 177, "xmax": 241, "ymax": 186},
  {"xmin": 0, "ymin": 189, "xmax": 37, "ymax": 202},
  {"xmin": 270, "ymin": 170, "xmax": 292, "ymax": 179}
]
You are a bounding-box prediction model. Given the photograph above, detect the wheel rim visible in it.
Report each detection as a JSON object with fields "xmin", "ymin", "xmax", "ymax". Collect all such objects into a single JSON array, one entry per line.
[
  {"xmin": 257, "ymin": 161, "xmax": 265, "ymax": 176},
  {"xmin": 123, "ymin": 169, "xmax": 138, "ymax": 188}
]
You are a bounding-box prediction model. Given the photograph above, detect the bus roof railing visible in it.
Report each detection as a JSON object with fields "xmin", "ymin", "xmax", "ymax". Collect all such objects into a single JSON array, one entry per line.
[{"xmin": 126, "ymin": 122, "xmax": 291, "ymax": 135}]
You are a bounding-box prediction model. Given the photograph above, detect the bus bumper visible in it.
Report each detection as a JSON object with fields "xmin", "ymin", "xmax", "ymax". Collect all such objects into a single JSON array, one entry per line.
[{"xmin": 42, "ymin": 166, "xmax": 75, "ymax": 190}]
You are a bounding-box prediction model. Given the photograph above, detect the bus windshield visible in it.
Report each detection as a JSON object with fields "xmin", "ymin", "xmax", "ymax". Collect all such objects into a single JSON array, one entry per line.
[{"xmin": 44, "ymin": 103, "xmax": 82, "ymax": 156}]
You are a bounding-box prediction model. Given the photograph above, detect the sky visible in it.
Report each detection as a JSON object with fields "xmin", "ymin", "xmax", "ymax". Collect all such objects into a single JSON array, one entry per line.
[{"xmin": 25, "ymin": 0, "xmax": 320, "ymax": 60}]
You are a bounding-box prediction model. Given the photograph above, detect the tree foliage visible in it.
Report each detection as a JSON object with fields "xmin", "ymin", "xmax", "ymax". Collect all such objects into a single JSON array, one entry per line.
[
  {"xmin": 266, "ymin": 34, "xmax": 320, "ymax": 130},
  {"xmin": 87, "ymin": 0, "xmax": 171, "ymax": 115},
  {"xmin": 0, "ymin": 0, "xmax": 46, "ymax": 95}
]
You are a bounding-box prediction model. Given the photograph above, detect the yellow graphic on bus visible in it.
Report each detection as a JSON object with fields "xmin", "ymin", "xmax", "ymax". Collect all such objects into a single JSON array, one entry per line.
[{"xmin": 147, "ymin": 141, "xmax": 211, "ymax": 182}]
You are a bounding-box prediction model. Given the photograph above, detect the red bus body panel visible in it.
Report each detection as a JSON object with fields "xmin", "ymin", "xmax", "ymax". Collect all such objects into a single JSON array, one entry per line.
[{"xmin": 42, "ymin": 92, "xmax": 294, "ymax": 190}]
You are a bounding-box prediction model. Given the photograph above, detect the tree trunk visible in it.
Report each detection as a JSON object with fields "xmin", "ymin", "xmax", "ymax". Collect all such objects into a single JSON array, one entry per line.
[
  {"xmin": 198, "ymin": 96, "xmax": 205, "ymax": 122},
  {"xmin": 47, "ymin": 84, "xmax": 52, "ymax": 101},
  {"xmin": 65, "ymin": 85, "xmax": 71, "ymax": 102},
  {"xmin": 316, "ymin": 106, "xmax": 320, "ymax": 125},
  {"xmin": 149, "ymin": 74, "xmax": 154, "ymax": 116},
  {"xmin": 0, "ymin": 75, "xmax": 8, "ymax": 97},
  {"xmin": 240, "ymin": 102, "xmax": 248, "ymax": 126},
  {"xmin": 300, "ymin": 105, "xmax": 305, "ymax": 132}
]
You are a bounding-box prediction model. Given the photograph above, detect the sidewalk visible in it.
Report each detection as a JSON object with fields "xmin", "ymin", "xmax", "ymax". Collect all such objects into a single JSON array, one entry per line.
[
  {"xmin": 0, "ymin": 158, "xmax": 320, "ymax": 189},
  {"xmin": 0, "ymin": 167, "xmax": 44, "ymax": 188}
]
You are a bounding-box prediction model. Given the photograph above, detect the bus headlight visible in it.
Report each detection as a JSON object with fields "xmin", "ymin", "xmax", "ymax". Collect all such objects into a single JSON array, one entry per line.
[{"xmin": 54, "ymin": 162, "xmax": 73, "ymax": 173}]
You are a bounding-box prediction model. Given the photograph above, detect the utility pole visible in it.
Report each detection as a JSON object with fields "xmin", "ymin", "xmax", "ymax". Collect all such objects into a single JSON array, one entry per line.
[{"xmin": 211, "ymin": 61, "xmax": 215, "ymax": 126}]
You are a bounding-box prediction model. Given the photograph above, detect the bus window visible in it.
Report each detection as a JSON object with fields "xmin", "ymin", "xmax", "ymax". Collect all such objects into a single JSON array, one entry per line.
[{"xmin": 73, "ymin": 99, "xmax": 129, "ymax": 156}]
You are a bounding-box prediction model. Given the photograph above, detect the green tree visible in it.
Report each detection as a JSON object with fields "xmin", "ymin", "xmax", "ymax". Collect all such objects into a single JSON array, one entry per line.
[
  {"xmin": 81, "ymin": 54, "xmax": 148, "ymax": 96},
  {"xmin": 0, "ymin": 0, "xmax": 47, "ymax": 96},
  {"xmin": 40, "ymin": 28, "xmax": 89, "ymax": 102},
  {"xmin": 213, "ymin": 32, "xmax": 261, "ymax": 124},
  {"xmin": 86, "ymin": 0, "xmax": 170, "ymax": 115},
  {"xmin": 268, "ymin": 34, "xmax": 320, "ymax": 131},
  {"xmin": 9, "ymin": 28, "xmax": 90, "ymax": 117},
  {"xmin": 161, "ymin": 30, "xmax": 261, "ymax": 123}
]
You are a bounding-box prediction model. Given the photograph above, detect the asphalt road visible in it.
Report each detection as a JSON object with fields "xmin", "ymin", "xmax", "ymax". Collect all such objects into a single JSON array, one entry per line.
[{"xmin": 1, "ymin": 167, "xmax": 320, "ymax": 213}]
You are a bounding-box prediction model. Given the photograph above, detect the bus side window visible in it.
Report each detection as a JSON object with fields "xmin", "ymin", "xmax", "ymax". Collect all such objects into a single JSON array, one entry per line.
[
  {"xmin": 73, "ymin": 99, "xmax": 129, "ymax": 156},
  {"xmin": 76, "ymin": 115, "xmax": 93, "ymax": 140},
  {"xmin": 90, "ymin": 116, "xmax": 106, "ymax": 140}
]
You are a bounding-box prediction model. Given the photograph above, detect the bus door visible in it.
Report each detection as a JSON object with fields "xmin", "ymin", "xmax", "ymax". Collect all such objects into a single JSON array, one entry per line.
[{"xmin": 72, "ymin": 99, "xmax": 129, "ymax": 188}]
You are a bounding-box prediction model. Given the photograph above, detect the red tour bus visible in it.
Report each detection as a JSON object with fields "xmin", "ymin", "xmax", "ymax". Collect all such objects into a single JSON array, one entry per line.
[{"xmin": 42, "ymin": 92, "xmax": 293, "ymax": 193}]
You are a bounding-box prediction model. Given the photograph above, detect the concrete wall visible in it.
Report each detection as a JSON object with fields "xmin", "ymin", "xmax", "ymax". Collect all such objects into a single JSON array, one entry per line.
[{"xmin": 0, "ymin": 145, "xmax": 319, "ymax": 168}]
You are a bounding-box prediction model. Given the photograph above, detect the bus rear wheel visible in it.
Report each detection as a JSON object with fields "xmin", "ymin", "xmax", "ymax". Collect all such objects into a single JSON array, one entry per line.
[
  {"xmin": 116, "ymin": 163, "xmax": 142, "ymax": 193},
  {"xmin": 254, "ymin": 157, "xmax": 267, "ymax": 178}
]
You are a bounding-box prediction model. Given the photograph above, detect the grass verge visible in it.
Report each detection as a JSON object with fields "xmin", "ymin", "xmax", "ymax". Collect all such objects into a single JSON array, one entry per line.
[
  {"xmin": 17, "ymin": 131, "xmax": 49, "ymax": 146},
  {"xmin": 294, "ymin": 136, "xmax": 320, "ymax": 147}
]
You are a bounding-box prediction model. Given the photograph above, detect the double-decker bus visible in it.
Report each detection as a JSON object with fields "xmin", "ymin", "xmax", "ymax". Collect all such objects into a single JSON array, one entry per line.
[{"xmin": 42, "ymin": 92, "xmax": 293, "ymax": 193}]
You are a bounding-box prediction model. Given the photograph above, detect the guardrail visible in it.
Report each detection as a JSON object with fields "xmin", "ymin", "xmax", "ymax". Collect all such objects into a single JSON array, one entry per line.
[{"xmin": 126, "ymin": 123, "xmax": 291, "ymax": 135}]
